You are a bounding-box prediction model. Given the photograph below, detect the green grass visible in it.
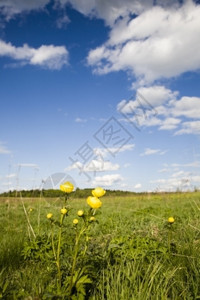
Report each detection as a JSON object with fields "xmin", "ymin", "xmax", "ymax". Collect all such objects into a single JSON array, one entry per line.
[{"xmin": 1, "ymin": 192, "xmax": 200, "ymax": 299}]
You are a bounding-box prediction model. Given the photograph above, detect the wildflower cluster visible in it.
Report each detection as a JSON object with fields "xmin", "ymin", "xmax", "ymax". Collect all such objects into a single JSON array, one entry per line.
[{"xmin": 46, "ymin": 181, "xmax": 106, "ymax": 297}]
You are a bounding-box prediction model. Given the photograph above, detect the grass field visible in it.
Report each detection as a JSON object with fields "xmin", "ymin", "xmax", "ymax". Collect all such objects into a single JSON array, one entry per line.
[{"xmin": 1, "ymin": 191, "xmax": 200, "ymax": 299}]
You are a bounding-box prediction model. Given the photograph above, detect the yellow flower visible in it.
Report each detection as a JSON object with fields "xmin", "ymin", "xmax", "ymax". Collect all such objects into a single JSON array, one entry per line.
[
  {"xmin": 77, "ymin": 210, "xmax": 84, "ymax": 217},
  {"xmin": 168, "ymin": 217, "xmax": 175, "ymax": 224},
  {"xmin": 60, "ymin": 208, "xmax": 67, "ymax": 215},
  {"xmin": 60, "ymin": 181, "xmax": 74, "ymax": 193},
  {"xmin": 29, "ymin": 208, "xmax": 33, "ymax": 212},
  {"xmin": 47, "ymin": 213, "xmax": 53, "ymax": 219},
  {"xmin": 92, "ymin": 187, "xmax": 106, "ymax": 198},
  {"xmin": 87, "ymin": 196, "xmax": 102, "ymax": 209},
  {"xmin": 73, "ymin": 218, "xmax": 79, "ymax": 225},
  {"xmin": 90, "ymin": 216, "xmax": 95, "ymax": 222}
]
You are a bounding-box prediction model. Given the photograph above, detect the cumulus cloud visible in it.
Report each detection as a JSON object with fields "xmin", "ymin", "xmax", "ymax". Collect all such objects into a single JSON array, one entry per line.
[
  {"xmin": 60, "ymin": 0, "xmax": 156, "ymax": 26},
  {"xmin": 0, "ymin": 143, "xmax": 11, "ymax": 154},
  {"xmin": 1, "ymin": 1, "xmax": 199, "ymax": 83},
  {"xmin": 140, "ymin": 148, "xmax": 167, "ymax": 156},
  {"xmin": 18, "ymin": 163, "xmax": 39, "ymax": 169},
  {"xmin": 153, "ymin": 160, "xmax": 200, "ymax": 191},
  {"xmin": 117, "ymin": 86, "xmax": 180, "ymax": 129},
  {"xmin": 5, "ymin": 173, "xmax": 16, "ymax": 178},
  {"xmin": 150, "ymin": 171, "xmax": 197, "ymax": 191},
  {"xmin": 159, "ymin": 117, "xmax": 181, "ymax": 130},
  {"xmin": 0, "ymin": 0, "xmax": 181, "ymax": 25},
  {"xmin": 87, "ymin": 1, "xmax": 200, "ymax": 84},
  {"xmin": 0, "ymin": 40, "xmax": 68, "ymax": 69},
  {"xmin": 134, "ymin": 183, "xmax": 141, "ymax": 189},
  {"xmin": 92, "ymin": 174, "xmax": 123, "ymax": 186},
  {"xmin": 171, "ymin": 161, "xmax": 200, "ymax": 168},
  {"xmin": 172, "ymin": 97, "xmax": 200, "ymax": 119},
  {"xmin": 158, "ymin": 168, "xmax": 169, "ymax": 173},
  {"xmin": 117, "ymin": 85, "xmax": 200, "ymax": 135},
  {"xmin": 94, "ymin": 144, "xmax": 135, "ymax": 158},
  {"xmin": 56, "ymin": 14, "xmax": 70, "ymax": 29},
  {"xmin": 174, "ymin": 120, "xmax": 200, "ymax": 135},
  {"xmin": 67, "ymin": 159, "xmax": 120, "ymax": 172},
  {"xmin": 0, "ymin": 0, "xmax": 49, "ymax": 19},
  {"xmin": 75, "ymin": 117, "xmax": 87, "ymax": 123}
]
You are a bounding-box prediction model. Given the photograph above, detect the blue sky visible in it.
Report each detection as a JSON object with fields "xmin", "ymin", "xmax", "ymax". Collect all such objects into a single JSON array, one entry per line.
[{"xmin": 0, "ymin": 0, "xmax": 200, "ymax": 192}]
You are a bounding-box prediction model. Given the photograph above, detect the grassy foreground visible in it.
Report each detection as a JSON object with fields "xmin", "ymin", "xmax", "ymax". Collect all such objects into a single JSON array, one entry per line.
[{"xmin": 1, "ymin": 192, "xmax": 200, "ymax": 299}]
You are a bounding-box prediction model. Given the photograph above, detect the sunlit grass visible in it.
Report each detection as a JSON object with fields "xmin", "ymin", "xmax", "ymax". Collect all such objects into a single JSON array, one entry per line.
[{"xmin": 1, "ymin": 191, "xmax": 200, "ymax": 298}]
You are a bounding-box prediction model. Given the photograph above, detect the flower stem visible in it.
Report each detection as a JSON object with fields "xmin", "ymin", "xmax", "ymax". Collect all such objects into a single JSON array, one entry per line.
[
  {"xmin": 50, "ymin": 223, "xmax": 56, "ymax": 261},
  {"xmin": 69, "ymin": 227, "xmax": 86, "ymax": 297},
  {"xmin": 56, "ymin": 214, "xmax": 64, "ymax": 292},
  {"xmin": 168, "ymin": 227, "xmax": 172, "ymax": 251}
]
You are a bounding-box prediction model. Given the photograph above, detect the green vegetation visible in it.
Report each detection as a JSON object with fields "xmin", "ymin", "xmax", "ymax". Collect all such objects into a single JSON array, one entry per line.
[
  {"xmin": 1, "ymin": 191, "xmax": 200, "ymax": 299},
  {"xmin": 0, "ymin": 188, "xmax": 135, "ymax": 199}
]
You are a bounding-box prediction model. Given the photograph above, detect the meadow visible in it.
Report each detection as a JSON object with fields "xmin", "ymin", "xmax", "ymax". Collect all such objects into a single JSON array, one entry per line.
[{"xmin": 1, "ymin": 191, "xmax": 200, "ymax": 299}]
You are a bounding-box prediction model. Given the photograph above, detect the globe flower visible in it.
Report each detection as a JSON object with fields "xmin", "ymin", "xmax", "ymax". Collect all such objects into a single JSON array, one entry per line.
[
  {"xmin": 87, "ymin": 196, "xmax": 102, "ymax": 209},
  {"xmin": 90, "ymin": 216, "xmax": 95, "ymax": 222},
  {"xmin": 92, "ymin": 187, "xmax": 106, "ymax": 198},
  {"xmin": 73, "ymin": 218, "xmax": 79, "ymax": 225},
  {"xmin": 60, "ymin": 181, "xmax": 74, "ymax": 193},
  {"xmin": 47, "ymin": 213, "xmax": 53, "ymax": 219},
  {"xmin": 168, "ymin": 217, "xmax": 175, "ymax": 224},
  {"xmin": 77, "ymin": 210, "xmax": 84, "ymax": 217},
  {"xmin": 60, "ymin": 208, "xmax": 68, "ymax": 215}
]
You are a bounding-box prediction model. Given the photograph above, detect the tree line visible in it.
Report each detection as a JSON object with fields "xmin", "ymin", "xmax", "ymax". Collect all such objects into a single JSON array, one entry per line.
[{"xmin": 0, "ymin": 188, "xmax": 136, "ymax": 198}]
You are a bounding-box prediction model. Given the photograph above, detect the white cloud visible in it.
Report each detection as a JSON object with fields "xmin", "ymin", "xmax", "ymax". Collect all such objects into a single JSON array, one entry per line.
[
  {"xmin": 0, "ymin": 0, "xmax": 180, "ymax": 25},
  {"xmin": 117, "ymin": 86, "xmax": 179, "ymax": 129},
  {"xmin": 0, "ymin": 0, "xmax": 49, "ymax": 20},
  {"xmin": 94, "ymin": 144, "xmax": 135, "ymax": 157},
  {"xmin": 86, "ymin": 160, "xmax": 119, "ymax": 172},
  {"xmin": 56, "ymin": 14, "xmax": 70, "ymax": 29},
  {"xmin": 174, "ymin": 121, "xmax": 200, "ymax": 135},
  {"xmin": 2, "ymin": 1, "xmax": 200, "ymax": 83},
  {"xmin": 171, "ymin": 161, "xmax": 200, "ymax": 168},
  {"xmin": 2, "ymin": 182, "xmax": 14, "ymax": 186},
  {"xmin": 61, "ymin": 0, "xmax": 156, "ymax": 26},
  {"xmin": 92, "ymin": 174, "xmax": 123, "ymax": 186},
  {"xmin": 67, "ymin": 159, "xmax": 120, "ymax": 172},
  {"xmin": 117, "ymin": 85, "xmax": 200, "ymax": 135},
  {"xmin": 140, "ymin": 148, "xmax": 167, "ymax": 156},
  {"xmin": 158, "ymin": 168, "xmax": 169, "ymax": 173},
  {"xmin": 159, "ymin": 117, "xmax": 181, "ymax": 130},
  {"xmin": 75, "ymin": 117, "xmax": 87, "ymax": 123},
  {"xmin": 5, "ymin": 173, "xmax": 16, "ymax": 178},
  {"xmin": 134, "ymin": 183, "xmax": 141, "ymax": 189},
  {"xmin": 0, "ymin": 40, "xmax": 68, "ymax": 69},
  {"xmin": 151, "ymin": 176, "xmax": 192, "ymax": 191},
  {"xmin": 18, "ymin": 163, "xmax": 39, "ymax": 169},
  {"xmin": 124, "ymin": 163, "xmax": 131, "ymax": 168},
  {"xmin": 191, "ymin": 175, "xmax": 200, "ymax": 183},
  {"xmin": 172, "ymin": 97, "xmax": 200, "ymax": 119},
  {"xmin": 87, "ymin": 1, "xmax": 200, "ymax": 84},
  {"xmin": 137, "ymin": 86, "xmax": 178, "ymax": 107},
  {"xmin": 171, "ymin": 170, "xmax": 191, "ymax": 178},
  {"xmin": 151, "ymin": 162, "xmax": 200, "ymax": 191},
  {"xmin": 0, "ymin": 144, "xmax": 11, "ymax": 154}
]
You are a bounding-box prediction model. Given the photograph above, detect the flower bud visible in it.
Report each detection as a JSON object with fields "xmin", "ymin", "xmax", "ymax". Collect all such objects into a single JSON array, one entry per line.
[
  {"xmin": 73, "ymin": 218, "xmax": 79, "ymax": 225},
  {"xmin": 168, "ymin": 217, "xmax": 175, "ymax": 224},
  {"xmin": 47, "ymin": 213, "xmax": 53, "ymax": 219},
  {"xmin": 77, "ymin": 210, "xmax": 84, "ymax": 217},
  {"xmin": 60, "ymin": 208, "xmax": 67, "ymax": 215}
]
